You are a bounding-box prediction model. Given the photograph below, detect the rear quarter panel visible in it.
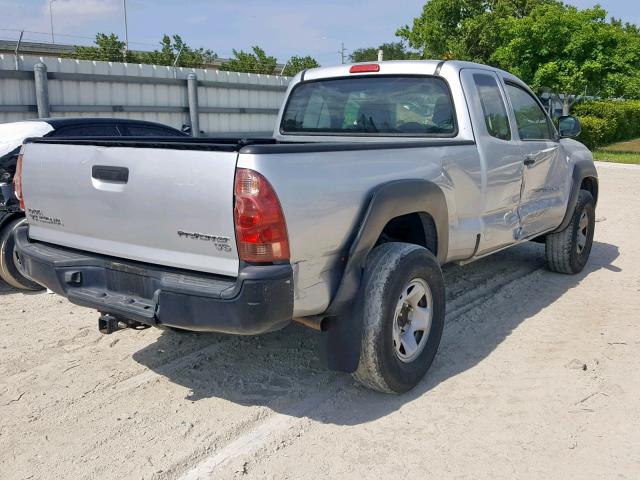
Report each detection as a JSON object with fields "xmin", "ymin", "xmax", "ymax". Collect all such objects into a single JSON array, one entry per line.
[{"xmin": 238, "ymin": 145, "xmax": 482, "ymax": 316}]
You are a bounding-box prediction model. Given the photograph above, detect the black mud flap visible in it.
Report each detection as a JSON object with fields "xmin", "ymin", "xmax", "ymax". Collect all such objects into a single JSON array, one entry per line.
[{"xmin": 321, "ymin": 292, "xmax": 365, "ymax": 373}]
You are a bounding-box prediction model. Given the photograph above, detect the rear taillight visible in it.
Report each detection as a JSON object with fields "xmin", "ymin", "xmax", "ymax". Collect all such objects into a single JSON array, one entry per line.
[
  {"xmin": 14, "ymin": 149, "xmax": 25, "ymax": 210},
  {"xmin": 234, "ymin": 168, "xmax": 290, "ymax": 263}
]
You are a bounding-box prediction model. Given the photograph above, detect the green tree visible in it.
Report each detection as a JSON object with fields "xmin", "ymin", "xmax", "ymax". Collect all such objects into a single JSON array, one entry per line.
[
  {"xmin": 74, "ymin": 33, "xmax": 136, "ymax": 62},
  {"xmin": 396, "ymin": 0, "xmax": 555, "ymax": 61},
  {"xmin": 74, "ymin": 33, "xmax": 216, "ymax": 67},
  {"xmin": 349, "ymin": 42, "xmax": 417, "ymax": 63},
  {"xmin": 492, "ymin": 4, "xmax": 640, "ymax": 112},
  {"xmin": 219, "ymin": 46, "xmax": 278, "ymax": 74},
  {"xmin": 282, "ymin": 55, "xmax": 320, "ymax": 76},
  {"xmin": 139, "ymin": 34, "xmax": 216, "ymax": 68},
  {"xmin": 398, "ymin": 0, "xmax": 640, "ymax": 107}
]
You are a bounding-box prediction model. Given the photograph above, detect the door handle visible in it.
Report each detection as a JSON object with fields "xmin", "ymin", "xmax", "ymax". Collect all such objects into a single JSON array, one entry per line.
[
  {"xmin": 523, "ymin": 156, "xmax": 535, "ymax": 166},
  {"xmin": 92, "ymin": 165, "xmax": 129, "ymax": 183}
]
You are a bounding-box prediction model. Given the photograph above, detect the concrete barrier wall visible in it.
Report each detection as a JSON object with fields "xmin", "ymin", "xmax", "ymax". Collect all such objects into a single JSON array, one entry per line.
[{"xmin": 0, "ymin": 54, "xmax": 291, "ymax": 134}]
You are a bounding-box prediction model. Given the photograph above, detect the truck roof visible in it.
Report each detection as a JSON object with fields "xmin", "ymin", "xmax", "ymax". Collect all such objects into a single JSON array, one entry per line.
[{"xmin": 299, "ymin": 59, "xmax": 519, "ymax": 84}]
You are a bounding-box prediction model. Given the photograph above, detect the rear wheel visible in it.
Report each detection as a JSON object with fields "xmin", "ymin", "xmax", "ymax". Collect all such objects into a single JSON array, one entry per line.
[
  {"xmin": 545, "ymin": 190, "xmax": 595, "ymax": 274},
  {"xmin": 353, "ymin": 242, "xmax": 445, "ymax": 394},
  {"xmin": 0, "ymin": 218, "xmax": 44, "ymax": 291}
]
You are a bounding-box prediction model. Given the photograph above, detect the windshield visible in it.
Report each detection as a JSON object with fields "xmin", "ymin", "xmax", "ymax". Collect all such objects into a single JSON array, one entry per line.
[{"xmin": 280, "ymin": 76, "xmax": 456, "ymax": 137}]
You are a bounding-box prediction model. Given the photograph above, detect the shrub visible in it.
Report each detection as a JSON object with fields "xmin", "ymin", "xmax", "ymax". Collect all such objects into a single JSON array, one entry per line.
[
  {"xmin": 573, "ymin": 100, "xmax": 640, "ymax": 149},
  {"xmin": 575, "ymin": 116, "xmax": 614, "ymax": 150}
]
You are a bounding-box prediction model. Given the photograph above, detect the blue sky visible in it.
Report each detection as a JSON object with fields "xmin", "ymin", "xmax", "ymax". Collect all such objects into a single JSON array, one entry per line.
[{"xmin": 0, "ymin": 0, "xmax": 637, "ymax": 66}]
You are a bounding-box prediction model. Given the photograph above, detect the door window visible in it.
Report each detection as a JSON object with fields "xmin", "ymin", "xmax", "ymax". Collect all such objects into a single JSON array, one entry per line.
[
  {"xmin": 473, "ymin": 74, "xmax": 511, "ymax": 141},
  {"xmin": 505, "ymin": 84, "xmax": 553, "ymax": 140}
]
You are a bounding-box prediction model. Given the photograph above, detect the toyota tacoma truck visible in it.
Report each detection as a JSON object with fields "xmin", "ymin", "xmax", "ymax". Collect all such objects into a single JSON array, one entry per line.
[{"xmin": 13, "ymin": 60, "xmax": 598, "ymax": 393}]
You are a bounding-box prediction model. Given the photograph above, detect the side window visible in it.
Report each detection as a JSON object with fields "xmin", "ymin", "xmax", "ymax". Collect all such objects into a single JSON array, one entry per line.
[
  {"xmin": 473, "ymin": 74, "xmax": 511, "ymax": 141},
  {"xmin": 124, "ymin": 125, "xmax": 183, "ymax": 136},
  {"xmin": 53, "ymin": 124, "xmax": 120, "ymax": 136},
  {"xmin": 505, "ymin": 83, "xmax": 553, "ymax": 140}
]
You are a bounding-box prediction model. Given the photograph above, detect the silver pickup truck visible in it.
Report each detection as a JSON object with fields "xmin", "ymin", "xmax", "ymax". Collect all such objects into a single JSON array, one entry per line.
[{"xmin": 14, "ymin": 60, "xmax": 598, "ymax": 393}]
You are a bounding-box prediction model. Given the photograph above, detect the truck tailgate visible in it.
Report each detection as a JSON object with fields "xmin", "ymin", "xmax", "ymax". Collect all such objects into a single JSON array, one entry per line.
[{"xmin": 21, "ymin": 142, "xmax": 239, "ymax": 277}]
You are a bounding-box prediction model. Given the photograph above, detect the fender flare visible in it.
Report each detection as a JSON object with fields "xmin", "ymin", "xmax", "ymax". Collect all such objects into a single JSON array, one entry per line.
[
  {"xmin": 553, "ymin": 162, "xmax": 598, "ymax": 233},
  {"xmin": 323, "ymin": 179, "xmax": 448, "ymax": 373}
]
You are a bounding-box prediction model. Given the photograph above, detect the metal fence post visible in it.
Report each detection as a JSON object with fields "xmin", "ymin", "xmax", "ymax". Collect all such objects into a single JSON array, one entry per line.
[
  {"xmin": 34, "ymin": 63, "xmax": 50, "ymax": 118},
  {"xmin": 187, "ymin": 73, "xmax": 200, "ymax": 137}
]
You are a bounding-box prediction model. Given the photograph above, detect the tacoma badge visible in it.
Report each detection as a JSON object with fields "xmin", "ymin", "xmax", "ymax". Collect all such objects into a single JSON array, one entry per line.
[{"xmin": 177, "ymin": 230, "xmax": 232, "ymax": 252}]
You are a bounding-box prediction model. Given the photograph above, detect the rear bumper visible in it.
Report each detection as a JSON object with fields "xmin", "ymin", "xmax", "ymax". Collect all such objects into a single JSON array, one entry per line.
[{"xmin": 14, "ymin": 225, "xmax": 294, "ymax": 334}]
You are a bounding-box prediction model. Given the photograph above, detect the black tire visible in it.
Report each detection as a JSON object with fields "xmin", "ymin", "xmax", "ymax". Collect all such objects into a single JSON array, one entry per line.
[
  {"xmin": 353, "ymin": 242, "xmax": 445, "ymax": 394},
  {"xmin": 0, "ymin": 218, "xmax": 44, "ymax": 291},
  {"xmin": 545, "ymin": 190, "xmax": 595, "ymax": 274}
]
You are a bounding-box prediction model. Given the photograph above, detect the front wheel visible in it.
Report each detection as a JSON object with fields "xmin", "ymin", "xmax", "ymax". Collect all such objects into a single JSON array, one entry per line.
[
  {"xmin": 545, "ymin": 190, "xmax": 595, "ymax": 274},
  {"xmin": 353, "ymin": 242, "xmax": 445, "ymax": 394}
]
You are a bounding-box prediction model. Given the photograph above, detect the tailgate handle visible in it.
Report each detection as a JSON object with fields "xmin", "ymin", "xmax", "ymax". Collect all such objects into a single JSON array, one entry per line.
[{"xmin": 92, "ymin": 166, "xmax": 129, "ymax": 183}]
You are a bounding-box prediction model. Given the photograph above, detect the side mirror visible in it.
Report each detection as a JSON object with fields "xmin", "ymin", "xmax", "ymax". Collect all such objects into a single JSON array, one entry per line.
[{"xmin": 558, "ymin": 115, "xmax": 581, "ymax": 139}]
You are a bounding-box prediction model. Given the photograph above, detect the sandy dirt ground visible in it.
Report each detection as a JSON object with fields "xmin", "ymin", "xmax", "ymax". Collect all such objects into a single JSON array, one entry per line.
[{"xmin": 1, "ymin": 162, "xmax": 639, "ymax": 480}]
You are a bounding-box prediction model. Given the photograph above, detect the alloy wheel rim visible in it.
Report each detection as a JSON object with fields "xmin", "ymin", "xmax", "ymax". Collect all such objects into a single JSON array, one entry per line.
[{"xmin": 392, "ymin": 278, "xmax": 433, "ymax": 363}]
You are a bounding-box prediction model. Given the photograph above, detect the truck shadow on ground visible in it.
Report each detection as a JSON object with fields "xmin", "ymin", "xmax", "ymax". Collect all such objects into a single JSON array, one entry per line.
[
  {"xmin": 0, "ymin": 280, "xmax": 15, "ymax": 295},
  {"xmin": 132, "ymin": 240, "xmax": 620, "ymax": 426},
  {"xmin": 0, "ymin": 280, "xmax": 44, "ymax": 296}
]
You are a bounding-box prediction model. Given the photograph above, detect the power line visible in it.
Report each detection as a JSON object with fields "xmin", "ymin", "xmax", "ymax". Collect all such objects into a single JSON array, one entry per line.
[
  {"xmin": 0, "ymin": 33, "xmax": 241, "ymax": 62},
  {"xmin": 0, "ymin": 28, "xmax": 293, "ymax": 63},
  {"xmin": 0, "ymin": 27, "xmax": 159, "ymax": 48},
  {"xmin": 0, "ymin": 27, "xmax": 319, "ymax": 61}
]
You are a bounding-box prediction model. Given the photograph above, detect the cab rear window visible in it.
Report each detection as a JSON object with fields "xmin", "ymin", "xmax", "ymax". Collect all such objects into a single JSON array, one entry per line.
[{"xmin": 280, "ymin": 76, "xmax": 457, "ymax": 137}]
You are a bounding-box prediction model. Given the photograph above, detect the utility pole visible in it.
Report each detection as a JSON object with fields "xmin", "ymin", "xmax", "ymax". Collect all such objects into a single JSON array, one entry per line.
[
  {"xmin": 14, "ymin": 30, "xmax": 24, "ymax": 70},
  {"xmin": 338, "ymin": 42, "xmax": 348, "ymax": 64},
  {"xmin": 49, "ymin": 0, "xmax": 56, "ymax": 44},
  {"xmin": 123, "ymin": 0, "xmax": 130, "ymax": 54},
  {"xmin": 172, "ymin": 44, "xmax": 184, "ymax": 78}
]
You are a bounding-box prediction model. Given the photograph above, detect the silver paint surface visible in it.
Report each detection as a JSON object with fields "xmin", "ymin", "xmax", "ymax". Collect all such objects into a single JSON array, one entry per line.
[{"xmin": 23, "ymin": 144, "xmax": 240, "ymax": 276}]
